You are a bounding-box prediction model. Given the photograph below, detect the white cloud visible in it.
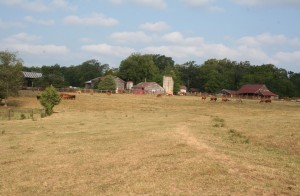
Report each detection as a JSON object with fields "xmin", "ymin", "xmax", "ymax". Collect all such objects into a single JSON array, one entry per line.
[
  {"xmin": 51, "ymin": 0, "xmax": 77, "ymax": 11},
  {"xmin": 25, "ymin": 16, "xmax": 55, "ymax": 26},
  {"xmin": 181, "ymin": 0, "xmax": 223, "ymax": 11},
  {"xmin": 0, "ymin": 32, "xmax": 69, "ymax": 56},
  {"xmin": 162, "ymin": 32, "xmax": 204, "ymax": 46},
  {"xmin": 3, "ymin": 43, "xmax": 69, "ymax": 55},
  {"xmin": 63, "ymin": 13, "xmax": 119, "ymax": 26},
  {"xmin": 0, "ymin": 0, "xmax": 77, "ymax": 11},
  {"xmin": 274, "ymin": 51, "xmax": 300, "ymax": 64},
  {"xmin": 4, "ymin": 32, "xmax": 41, "ymax": 43},
  {"xmin": 0, "ymin": 18, "xmax": 24, "ymax": 29},
  {"xmin": 0, "ymin": 0, "xmax": 49, "ymax": 12},
  {"xmin": 81, "ymin": 43, "xmax": 135, "ymax": 57},
  {"xmin": 139, "ymin": 21, "xmax": 170, "ymax": 32},
  {"xmin": 110, "ymin": 31, "xmax": 153, "ymax": 43},
  {"xmin": 108, "ymin": 0, "xmax": 167, "ymax": 9},
  {"xmin": 231, "ymin": 0, "xmax": 300, "ymax": 8},
  {"xmin": 237, "ymin": 33, "xmax": 300, "ymax": 47}
]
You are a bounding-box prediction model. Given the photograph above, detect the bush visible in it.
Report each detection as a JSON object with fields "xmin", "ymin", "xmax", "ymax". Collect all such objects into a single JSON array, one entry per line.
[
  {"xmin": 98, "ymin": 75, "xmax": 116, "ymax": 91},
  {"xmin": 39, "ymin": 86, "xmax": 61, "ymax": 116}
]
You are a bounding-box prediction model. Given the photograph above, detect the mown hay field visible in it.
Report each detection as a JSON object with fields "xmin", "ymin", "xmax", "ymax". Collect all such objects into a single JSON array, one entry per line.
[{"xmin": 1, "ymin": 93, "xmax": 300, "ymax": 195}]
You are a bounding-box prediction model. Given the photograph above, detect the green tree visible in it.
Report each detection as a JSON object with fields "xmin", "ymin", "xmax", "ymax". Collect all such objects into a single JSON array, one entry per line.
[
  {"xmin": 98, "ymin": 75, "xmax": 116, "ymax": 91},
  {"xmin": 119, "ymin": 53, "xmax": 160, "ymax": 84},
  {"xmin": 0, "ymin": 51, "xmax": 23, "ymax": 106},
  {"xmin": 39, "ymin": 85, "xmax": 61, "ymax": 116},
  {"xmin": 289, "ymin": 72, "xmax": 300, "ymax": 97},
  {"xmin": 37, "ymin": 64, "xmax": 64, "ymax": 88},
  {"xmin": 177, "ymin": 61, "xmax": 201, "ymax": 91}
]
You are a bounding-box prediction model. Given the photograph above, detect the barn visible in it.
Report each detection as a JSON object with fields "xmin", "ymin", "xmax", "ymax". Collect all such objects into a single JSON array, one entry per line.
[
  {"xmin": 85, "ymin": 76, "xmax": 125, "ymax": 93},
  {"xmin": 221, "ymin": 84, "xmax": 278, "ymax": 99},
  {"xmin": 22, "ymin": 71, "xmax": 42, "ymax": 89},
  {"xmin": 236, "ymin": 84, "xmax": 278, "ymax": 99},
  {"xmin": 131, "ymin": 82, "xmax": 165, "ymax": 94}
]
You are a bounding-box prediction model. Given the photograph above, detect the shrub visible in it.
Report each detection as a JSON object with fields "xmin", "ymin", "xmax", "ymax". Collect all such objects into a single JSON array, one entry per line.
[
  {"xmin": 98, "ymin": 75, "xmax": 116, "ymax": 91},
  {"xmin": 39, "ymin": 86, "xmax": 61, "ymax": 116}
]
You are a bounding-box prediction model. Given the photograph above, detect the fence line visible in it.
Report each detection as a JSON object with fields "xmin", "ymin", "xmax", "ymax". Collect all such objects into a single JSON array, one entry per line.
[{"xmin": 0, "ymin": 108, "xmax": 46, "ymax": 121}]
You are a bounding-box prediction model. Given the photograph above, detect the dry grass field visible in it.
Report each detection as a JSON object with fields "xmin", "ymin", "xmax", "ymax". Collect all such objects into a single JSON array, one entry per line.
[{"xmin": 1, "ymin": 93, "xmax": 300, "ymax": 195}]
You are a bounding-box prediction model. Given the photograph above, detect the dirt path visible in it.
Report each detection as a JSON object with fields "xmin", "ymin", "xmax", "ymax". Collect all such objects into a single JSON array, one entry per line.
[{"xmin": 175, "ymin": 124, "xmax": 241, "ymax": 174}]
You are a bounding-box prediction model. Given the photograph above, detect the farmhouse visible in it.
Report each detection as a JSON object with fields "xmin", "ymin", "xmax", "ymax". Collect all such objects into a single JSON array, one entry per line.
[
  {"xmin": 222, "ymin": 84, "xmax": 278, "ymax": 99},
  {"xmin": 22, "ymin": 71, "xmax": 42, "ymax": 89},
  {"xmin": 131, "ymin": 82, "xmax": 165, "ymax": 94},
  {"xmin": 85, "ymin": 76, "xmax": 126, "ymax": 93}
]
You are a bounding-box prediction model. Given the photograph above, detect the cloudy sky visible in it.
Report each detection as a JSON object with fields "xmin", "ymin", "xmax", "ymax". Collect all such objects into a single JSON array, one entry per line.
[{"xmin": 0, "ymin": 0, "xmax": 299, "ymax": 72}]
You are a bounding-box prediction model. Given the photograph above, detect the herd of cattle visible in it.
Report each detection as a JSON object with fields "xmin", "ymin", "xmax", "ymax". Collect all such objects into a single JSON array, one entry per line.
[{"xmin": 36, "ymin": 92, "xmax": 272, "ymax": 103}]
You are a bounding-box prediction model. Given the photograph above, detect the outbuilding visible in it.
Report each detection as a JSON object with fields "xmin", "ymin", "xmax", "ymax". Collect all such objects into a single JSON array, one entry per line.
[{"xmin": 131, "ymin": 82, "xmax": 165, "ymax": 95}]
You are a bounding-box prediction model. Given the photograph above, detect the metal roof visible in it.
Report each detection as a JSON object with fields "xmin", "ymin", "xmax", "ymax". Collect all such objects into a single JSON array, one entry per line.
[
  {"xmin": 22, "ymin": 71, "xmax": 42, "ymax": 79},
  {"xmin": 237, "ymin": 84, "xmax": 277, "ymax": 96}
]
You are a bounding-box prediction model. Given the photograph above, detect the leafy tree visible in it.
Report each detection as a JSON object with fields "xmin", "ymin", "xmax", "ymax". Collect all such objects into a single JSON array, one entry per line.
[
  {"xmin": 0, "ymin": 51, "xmax": 23, "ymax": 106},
  {"xmin": 39, "ymin": 85, "xmax": 61, "ymax": 115},
  {"xmin": 36, "ymin": 64, "xmax": 64, "ymax": 88},
  {"xmin": 177, "ymin": 61, "xmax": 201, "ymax": 91},
  {"xmin": 98, "ymin": 75, "xmax": 116, "ymax": 91},
  {"xmin": 118, "ymin": 53, "xmax": 160, "ymax": 84}
]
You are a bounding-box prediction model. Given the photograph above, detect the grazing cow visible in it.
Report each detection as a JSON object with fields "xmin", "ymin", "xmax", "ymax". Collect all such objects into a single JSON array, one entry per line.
[
  {"xmin": 60, "ymin": 93, "xmax": 76, "ymax": 100},
  {"xmin": 259, "ymin": 98, "xmax": 271, "ymax": 103},
  {"xmin": 201, "ymin": 96, "xmax": 206, "ymax": 100},
  {"xmin": 210, "ymin": 97, "xmax": 217, "ymax": 101},
  {"xmin": 222, "ymin": 97, "xmax": 230, "ymax": 102},
  {"xmin": 265, "ymin": 99, "xmax": 272, "ymax": 103},
  {"xmin": 156, "ymin": 94, "xmax": 163, "ymax": 98}
]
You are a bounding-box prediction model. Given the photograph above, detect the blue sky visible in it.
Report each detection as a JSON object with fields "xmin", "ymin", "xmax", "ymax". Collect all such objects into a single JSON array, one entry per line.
[{"xmin": 0, "ymin": 0, "xmax": 300, "ymax": 72}]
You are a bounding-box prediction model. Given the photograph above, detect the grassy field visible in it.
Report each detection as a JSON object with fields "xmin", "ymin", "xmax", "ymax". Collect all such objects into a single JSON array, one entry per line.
[{"xmin": 1, "ymin": 93, "xmax": 300, "ymax": 195}]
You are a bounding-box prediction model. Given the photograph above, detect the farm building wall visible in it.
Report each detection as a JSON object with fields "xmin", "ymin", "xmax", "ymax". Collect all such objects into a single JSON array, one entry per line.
[{"xmin": 144, "ymin": 83, "xmax": 165, "ymax": 94}]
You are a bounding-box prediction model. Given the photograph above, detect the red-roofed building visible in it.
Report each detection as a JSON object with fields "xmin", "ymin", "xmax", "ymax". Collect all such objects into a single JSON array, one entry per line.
[
  {"xmin": 131, "ymin": 82, "xmax": 165, "ymax": 94},
  {"xmin": 221, "ymin": 84, "xmax": 278, "ymax": 99},
  {"xmin": 237, "ymin": 84, "xmax": 277, "ymax": 98}
]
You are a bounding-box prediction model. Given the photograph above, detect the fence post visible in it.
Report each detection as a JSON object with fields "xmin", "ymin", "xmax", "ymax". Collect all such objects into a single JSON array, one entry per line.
[{"xmin": 8, "ymin": 109, "xmax": 11, "ymax": 120}]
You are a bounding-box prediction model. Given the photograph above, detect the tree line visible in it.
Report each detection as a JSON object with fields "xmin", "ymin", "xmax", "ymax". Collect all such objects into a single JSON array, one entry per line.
[{"xmin": 1, "ymin": 51, "xmax": 300, "ymax": 100}]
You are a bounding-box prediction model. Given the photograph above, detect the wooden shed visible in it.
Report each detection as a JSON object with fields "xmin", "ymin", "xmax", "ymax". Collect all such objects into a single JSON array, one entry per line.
[
  {"xmin": 22, "ymin": 71, "xmax": 42, "ymax": 89},
  {"xmin": 85, "ymin": 76, "xmax": 125, "ymax": 93},
  {"xmin": 131, "ymin": 82, "xmax": 165, "ymax": 95}
]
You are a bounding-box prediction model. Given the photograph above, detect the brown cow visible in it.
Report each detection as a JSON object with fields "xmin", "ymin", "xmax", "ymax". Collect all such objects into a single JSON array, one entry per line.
[
  {"xmin": 60, "ymin": 93, "xmax": 76, "ymax": 100},
  {"xmin": 265, "ymin": 99, "xmax": 272, "ymax": 103},
  {"xmin": 222, "ymin": 97, "xmax": 230, "ymax": 102},
  {"xmin": 201, "ymin": 96, "xmax": 206, "ymax": 100},
  {"xmin": 210, "ymin": 97, "xmax": 217, "ymax": 101},
  {"xmin": 156, "ymin": 94, "xmax": 163, "ymax": 98},
  {"xmin": 259, "ymin": 98, "xmax": 271, "ymax": 103}
]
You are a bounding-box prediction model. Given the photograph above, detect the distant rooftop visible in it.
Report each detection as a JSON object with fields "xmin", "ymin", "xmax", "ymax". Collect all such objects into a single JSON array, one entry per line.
[{"xmin": 22, "ymin": 71, "xmax": 42, "ymax": 79}]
